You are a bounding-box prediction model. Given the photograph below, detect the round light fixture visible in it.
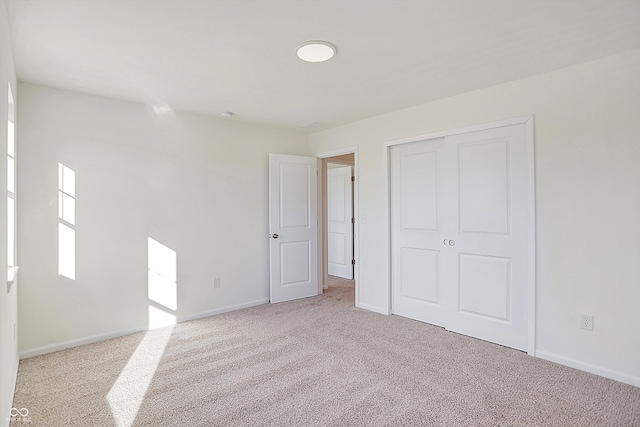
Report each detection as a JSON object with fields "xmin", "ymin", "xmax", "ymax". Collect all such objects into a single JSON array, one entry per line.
[{"xmin": 296, "ymin": 41, "xmax": 337, "ymax": 63}]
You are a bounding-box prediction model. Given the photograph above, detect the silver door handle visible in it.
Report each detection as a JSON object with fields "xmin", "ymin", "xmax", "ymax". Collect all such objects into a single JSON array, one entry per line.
[
  {"xmin": 448, "ymin": 239, "xmax": 455, "ymax": 246},
  {"xmin": 272, "ymin": 233, "xmax": 279, "ymax": 239}
]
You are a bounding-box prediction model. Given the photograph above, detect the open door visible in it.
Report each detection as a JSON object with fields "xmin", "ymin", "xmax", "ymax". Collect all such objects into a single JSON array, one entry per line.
[
  {"xmin": 269, "ymin": 154, "xmax": 318, "ymax": 303},
  {"xmin": 327, "ymin": 165, "xmax": 353, "ymax": 279}
]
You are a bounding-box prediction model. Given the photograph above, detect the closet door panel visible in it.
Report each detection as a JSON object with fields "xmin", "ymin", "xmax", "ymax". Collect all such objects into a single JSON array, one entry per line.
[{"xmin": 391, "ymin": 138, "xmax": 449, "ymax": 327}]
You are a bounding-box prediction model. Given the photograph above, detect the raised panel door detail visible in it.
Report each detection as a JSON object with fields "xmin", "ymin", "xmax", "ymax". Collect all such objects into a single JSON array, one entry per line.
[
  {"xmin": 401, "ymin": 247, "xmax": 439, "ymax": 304},
  {"xmin": 391, "ymin": 138, "xmax": 447, "ymax": 327},
  {"xmin": 280, "ymin": 241, "xmax": 311, "ymax": 286},
  {"xmin": 400, "ymin": 151, "xmax": 437, "ymax": 231},
  {"xmin": 328, "ymin": 233, "xmax": 347, "ymax": 265},
  {"xmin": 458, "ymin": 253, "xmax": 511, "ymax": 321},
  {"xmin": 328, "ymin": 174, "xmax": 347, "ymax": 222},
  {"xmin": 269, "ymin": 153, "xmax": 318, "ymax": 303},
  {"xmin": 391, "ymin": 123, "xmax": 531, "ymax": 352},
  {"xmin": 458, "ymin": 139, "xmax": 510, "ymax": 234},
  {"xmin": 280, "ymin": 163, "xmax": 310, "ymax": 229}
]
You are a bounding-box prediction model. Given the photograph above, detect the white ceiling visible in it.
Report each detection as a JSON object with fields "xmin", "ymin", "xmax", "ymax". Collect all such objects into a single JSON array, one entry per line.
[{"xmin": 6, "ymin": 0, "xmax": 640, "ymax": 131}]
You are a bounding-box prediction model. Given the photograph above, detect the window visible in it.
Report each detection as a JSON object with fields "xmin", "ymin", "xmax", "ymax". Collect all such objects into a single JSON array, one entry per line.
[{"xmin": 7, "ymin": 82, "xmax": 15, "ymax": 268}]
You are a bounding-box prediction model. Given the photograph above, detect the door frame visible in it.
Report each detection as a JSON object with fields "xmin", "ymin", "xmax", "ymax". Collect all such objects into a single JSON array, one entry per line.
[
  {"xmin": 385, "ymin": 115, "xmax": 536, "ymax": 355},
  {"xmin": 317, "ymin": 147, "xmax": 359, "ymax": 306}
]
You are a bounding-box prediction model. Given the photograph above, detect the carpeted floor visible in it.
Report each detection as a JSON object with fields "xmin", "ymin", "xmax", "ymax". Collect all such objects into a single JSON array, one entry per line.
[{"xmin": 11, "ymin": 276, "xmax": 640, "ymax": 426}]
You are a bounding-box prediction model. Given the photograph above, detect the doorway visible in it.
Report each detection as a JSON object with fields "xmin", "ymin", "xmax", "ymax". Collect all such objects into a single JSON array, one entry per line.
[{"xmin": 319, "ymin": 150, "xmax": 358, "ymax": 304}]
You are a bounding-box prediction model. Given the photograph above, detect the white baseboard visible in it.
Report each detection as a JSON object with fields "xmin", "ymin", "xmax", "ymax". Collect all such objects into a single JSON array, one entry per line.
[
  {"xmin": 536, "ymin": 350, "xmax": 640, "ymax": 388},
  {"xmin": 180, "ymin": 298, "xmax": 269, "ymax": 323},
  {"xmin": 20, "ymin": 327, "xmax": 144, "ymax": 359},
  {"xmin": 20, "ymin": 299, "xmax": 270, "ymax": 360},
  {"xmin": 356, "ymin": 302, "xmax": 389, "ymax": 315}
]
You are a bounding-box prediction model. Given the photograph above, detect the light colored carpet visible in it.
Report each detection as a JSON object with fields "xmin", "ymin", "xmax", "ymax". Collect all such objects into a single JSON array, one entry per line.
[{"xmin": 11, "ymin": 276, "xmax": 640, "ymax": 426}]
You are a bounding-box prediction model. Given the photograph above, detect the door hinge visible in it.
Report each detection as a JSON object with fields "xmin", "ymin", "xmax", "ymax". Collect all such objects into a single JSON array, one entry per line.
[
  {"xmin": 351, "ymin": 217, "xmax": 355, "ymax": 224},
  {"xmin": 351, "ymin": 176, "xmax": 355, "ymax": 182},
  {"xmin": 352, "ymin": 259, "xmax": 356, "ymax": 265}
]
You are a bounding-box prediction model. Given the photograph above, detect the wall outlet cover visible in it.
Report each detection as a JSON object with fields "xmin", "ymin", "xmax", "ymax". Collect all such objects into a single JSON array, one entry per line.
[{"xmin": 580, "ymin": 314, "xmax": 594, "ymax": 331}]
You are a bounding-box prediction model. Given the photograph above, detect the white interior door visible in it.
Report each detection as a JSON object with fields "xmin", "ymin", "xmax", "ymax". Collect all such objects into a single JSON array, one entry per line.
[
  {"xmin": 391, "ymin": 138, "xmax": 449, "ymax": 327},
  {"xmin": 445, "ymin": 124, "xmax": 530, "ymax": 351},
  {"xmin": 391, "ymin": 123, "xmax": 531, "ymax": 351},
  {"xmin": 269, "ymin": 154, "xmax": 319, "ymax": 303},
  {"xmin": 327, "ymin": 166, "xmax": 353, "ymax": 279}
]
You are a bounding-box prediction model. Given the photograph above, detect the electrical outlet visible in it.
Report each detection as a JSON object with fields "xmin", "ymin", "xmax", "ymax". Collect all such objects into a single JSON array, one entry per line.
[
  {"xmin": 580, "ymin": 314, "xmax": 594, "ymax": 331},
  {"xmin": 213, "ymin": 277, "xmax": 221, "ymax": 289}
]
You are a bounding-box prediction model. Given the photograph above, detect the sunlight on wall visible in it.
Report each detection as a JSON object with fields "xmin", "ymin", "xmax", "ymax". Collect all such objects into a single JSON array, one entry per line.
[
  {"xmin": 58, "ymin": 163, "xmax": 75, "ymax": 224},
  {"xmin": 58, "ymin": 163, "xmax": 76, "ymax": 280},
  {"xmin": 57, "ymin": 223, "xmax": 75, "ymax": 280},
  {"xmin": 106, "ymin": 326, "xmax": 173, "ymax": 427},
  {"xmin": 148, "ymin": 238, "xmax": 177, "ymax": 329},
  {"xmin": 148, "ymin": 305, "xmax": 176, "ymax": 329},
  {"xmin": 149, "ymin": 103, "xmax": 173, "ymax": 117}
]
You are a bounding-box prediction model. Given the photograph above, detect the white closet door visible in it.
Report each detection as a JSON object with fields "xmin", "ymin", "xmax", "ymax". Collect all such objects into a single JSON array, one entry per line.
[
  {"xmin": 445, "ymin": 124, "xmax": 530, "ymax": 351},
  {"xmin": 391, "ymin": 123, "xmax": 531, "ymax": 351},
  {"xmin": 391, "ymin": 138, "xmax": 449, "ymax": 327}
]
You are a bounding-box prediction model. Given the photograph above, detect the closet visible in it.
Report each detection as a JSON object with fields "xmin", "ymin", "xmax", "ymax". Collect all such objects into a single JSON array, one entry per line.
[{"xmin": 390, "ymin": 123, "xmax": 533, "ymax": 351}]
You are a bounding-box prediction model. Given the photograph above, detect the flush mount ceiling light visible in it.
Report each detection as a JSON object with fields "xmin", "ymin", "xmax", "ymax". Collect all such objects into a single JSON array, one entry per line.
[{"xmin": 296, "ymin": 41, "xmax": 337, "ymax": 63}]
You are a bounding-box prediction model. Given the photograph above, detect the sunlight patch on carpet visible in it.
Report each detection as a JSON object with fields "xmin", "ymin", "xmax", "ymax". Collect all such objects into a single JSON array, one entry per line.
[{"xmin": 106, "ymin": 326, "xmax": 173, "ymax": 427}]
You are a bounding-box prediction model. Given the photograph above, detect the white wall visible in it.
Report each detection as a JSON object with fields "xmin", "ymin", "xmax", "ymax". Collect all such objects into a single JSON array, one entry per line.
[
  {"xmin": 309, "ymin": 49, "xmax": 640, "ymax": 387},
  {"xmin": 0, "ymin": 0, "xmax": 18, "ymax": 424},
  {"xmin": 17, "ymin": 83, "xmax": 310, "ymax": 356}
]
